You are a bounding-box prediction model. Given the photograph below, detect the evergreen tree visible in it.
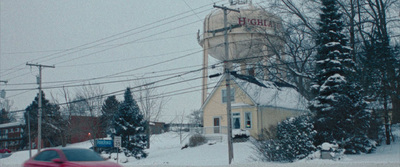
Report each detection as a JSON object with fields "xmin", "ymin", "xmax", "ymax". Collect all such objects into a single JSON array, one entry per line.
[
  {"xmin": 309, "ymin": 0, "xmax": 373, "ymax": 154},
  {"xmin": 276, "ymin": 115, "xmax": 316, "ymax": 161},
  {"xmin": 257, "ymin": 115, "xmax": 315, "ymax": 162},
  {"xmin": 23, "ymin": 91, "xmax": 66, "ymax": 148},
  {"xmin": 100, "ymin": 95, "xmax": 120, "ymax": 134},
  {"xmin": 0, "ymin": 108, "xmax": 11, "ymax": 124},
  {"xmin": 113, "ymin": 88, "xmax": 148, "ymax": 159}
]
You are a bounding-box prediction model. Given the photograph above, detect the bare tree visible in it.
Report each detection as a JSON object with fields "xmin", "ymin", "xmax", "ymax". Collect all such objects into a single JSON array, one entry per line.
[
  {"xmin": 169, "ymin": 111, "xmax": 188, "ymax": 145},
  {"xmin": 74, "ymin": 84, "xmax": 104, "ymax": 117},
  {"xmin": 69, "ymin": 84, "xmax": 106, "ymax": 146},
  {"xmin": 135, "ymin": 80, "xmax": 169, "ymax": 149},
  {"xmin": 49, "ymin": 90, "xmax": 71, "ymax": 147},
  {"xmin": 251, "ymin": 0, "xmax": 319, "ymax": 100},
  {"xmin": 187, "ymin": 110, "xmax": 203, "ymax": 126},
  {"xmin": 0, "ymin": 98, "xmax": 16, "ymax": 122},
  {"xmin": 355, "ymin": 0, "xmax": 400, "ymax": 144}
]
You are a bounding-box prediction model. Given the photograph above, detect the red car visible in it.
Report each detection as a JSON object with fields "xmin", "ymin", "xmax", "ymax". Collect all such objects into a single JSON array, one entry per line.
[
  {"xmin": 0, "ymin": 148, "xmax": 11, "ymax": 153},
  {"xmin": 23, "ymin": 148, "xmax": 122, "ymax": 167}
]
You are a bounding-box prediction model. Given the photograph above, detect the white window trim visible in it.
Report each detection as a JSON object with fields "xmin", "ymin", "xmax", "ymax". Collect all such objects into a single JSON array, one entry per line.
[{"xmin": 232, "ymin": 112, "xmax": 241, "ymax": 129}]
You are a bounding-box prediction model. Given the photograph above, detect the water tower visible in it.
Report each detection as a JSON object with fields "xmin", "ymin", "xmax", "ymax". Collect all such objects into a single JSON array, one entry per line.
[{"xmin": 198, "ymin": 1, "xmax": 284, "ymax": 103}]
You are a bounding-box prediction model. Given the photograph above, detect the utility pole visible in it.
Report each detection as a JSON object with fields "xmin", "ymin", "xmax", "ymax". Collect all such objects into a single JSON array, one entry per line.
[
  {"xmin": 26, "ymin": 63, "xmax": 55, "ymax": 152},
  {"xmin": 28, "ymin": 108, "xmax": 31, "ymax": 158},
  {"xmin": 212, "ymin": 4, "xmax": 240, "ymax": 164}
]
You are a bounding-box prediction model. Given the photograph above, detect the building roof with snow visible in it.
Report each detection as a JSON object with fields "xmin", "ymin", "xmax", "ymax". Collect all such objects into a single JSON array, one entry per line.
[
  {"xmin": 233, "ymin": 74, "xmax": 308, "ymax": 111},
  {"xmin": 0, "ymin": 121, "xmax": 25, "ymax": 128},
  {"xmin": 202, "ymin": 73, "xmax": 308, "ymax": 111}
]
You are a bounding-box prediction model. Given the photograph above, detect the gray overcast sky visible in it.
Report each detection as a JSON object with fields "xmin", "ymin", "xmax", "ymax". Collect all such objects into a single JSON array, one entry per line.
[
  {"xmin": 0, "ymin": 0, "xmax": 271, "ymax": 122},
  {"xmin": 2, "ymin": 0, "xmax": 398, "ymax": 122},
  {"xmin": 0, "ymin": 0, "xmax": 233, "ymax": 122}
]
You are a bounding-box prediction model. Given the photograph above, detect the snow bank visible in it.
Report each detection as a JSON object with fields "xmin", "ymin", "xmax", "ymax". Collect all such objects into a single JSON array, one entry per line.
[{"xmin": 1, "ymin": 129, "xmax": 399, "ymax": 167}]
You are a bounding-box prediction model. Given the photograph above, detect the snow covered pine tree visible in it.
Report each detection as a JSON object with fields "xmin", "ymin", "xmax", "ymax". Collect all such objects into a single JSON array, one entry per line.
[
  {"xmin": 309, "ymin": 0, "xmax": 374, "ymax": 154},
  {"xmin": 257, "ymin": 115, "xmax": 315, "ymax": 162},
  {"xmin": 113, "ymin": 88, "xmax": 148, "ymax": 159}
]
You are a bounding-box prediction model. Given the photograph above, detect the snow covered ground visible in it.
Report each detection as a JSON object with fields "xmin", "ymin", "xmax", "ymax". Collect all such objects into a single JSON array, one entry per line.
[{"xmin": 1, "ymin": 128, "xmax": 399, "ymax": 167}]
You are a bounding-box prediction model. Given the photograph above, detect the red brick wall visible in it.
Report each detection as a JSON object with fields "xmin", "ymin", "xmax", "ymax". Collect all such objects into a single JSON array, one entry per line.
[{"xmin": 69, "ymin": 116, "xmax": 106, "ymax": 144}]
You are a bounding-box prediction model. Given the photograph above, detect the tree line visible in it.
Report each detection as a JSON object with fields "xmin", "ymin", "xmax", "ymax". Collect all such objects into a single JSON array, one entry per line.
[
  {"xmin": 19, "ymin": 87, "xmax": 153, "ymax": 159},
  {"xmin": 253, "ymin": 0, "xmax": 399, "ymax": 162}
]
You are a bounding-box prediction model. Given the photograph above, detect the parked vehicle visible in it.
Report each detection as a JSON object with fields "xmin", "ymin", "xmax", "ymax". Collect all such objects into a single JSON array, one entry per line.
[
  {"xmin": 0, "ymin": 148, "xmax": 11, "ymax": 153},
  {"xmin": 0, "ymin": 148, "xmax": 12, "ymax": 159},
  {"xmin": 23, "ymin": 148, "xmax": 121, "ymax": 167},
  {"xmin": 90, "ymin": 146, "xmax": 120, "ymax": 154}
]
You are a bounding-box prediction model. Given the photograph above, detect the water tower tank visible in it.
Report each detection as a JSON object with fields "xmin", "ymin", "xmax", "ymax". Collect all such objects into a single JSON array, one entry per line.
[
  {"xmin": 199, "ymin": 3, "xmax": 285, "ymax": 104},
  {"xmin": 199, "ymin": 4, "xmax": 284, "ymax": 63}
]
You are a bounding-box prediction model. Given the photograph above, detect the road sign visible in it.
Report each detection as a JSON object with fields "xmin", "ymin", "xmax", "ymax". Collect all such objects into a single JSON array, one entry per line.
[
  {"xmin": 114, "ymin": 136, "xmax": 121, "ymax": 148},
  {"xmin": 95, "ymin": 140, "xmax": 113, "ymax": 148},
  {"xmin": 96, "ymin": 140, "xmax": 113, "ymax": 148}
]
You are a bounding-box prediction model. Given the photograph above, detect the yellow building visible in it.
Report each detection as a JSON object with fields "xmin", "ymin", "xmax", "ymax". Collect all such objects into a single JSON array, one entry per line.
[{"xmin": 200, "ymin": 74, "xmax": 308, "ymax": 140}]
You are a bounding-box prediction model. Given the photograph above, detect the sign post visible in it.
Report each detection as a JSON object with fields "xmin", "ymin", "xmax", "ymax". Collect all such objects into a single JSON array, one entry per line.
[{"xmin": 114, "ymin": 136, "xmax": 121, "ymax": 164}]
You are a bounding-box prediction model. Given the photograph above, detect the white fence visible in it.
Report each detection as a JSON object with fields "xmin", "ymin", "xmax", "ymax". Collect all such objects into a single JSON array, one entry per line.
[{"xmin": 189, "ymin": 126, "xmax": 228, "ymax": 135}]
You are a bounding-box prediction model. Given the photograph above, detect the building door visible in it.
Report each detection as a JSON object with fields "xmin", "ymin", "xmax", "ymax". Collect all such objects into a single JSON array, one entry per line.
[{"xmin": 213, "ymin": 117, "xmax": 220, "ymax": 133}]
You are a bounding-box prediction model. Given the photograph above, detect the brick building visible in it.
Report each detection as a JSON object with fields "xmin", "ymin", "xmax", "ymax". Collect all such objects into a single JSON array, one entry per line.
[
  {"xmin": 0, "ymin": 122, "xmax": 24, "ymax": 151},
  {"xmin": 69, "ymin": 116, "xmax": 106, "ymax": 144}
]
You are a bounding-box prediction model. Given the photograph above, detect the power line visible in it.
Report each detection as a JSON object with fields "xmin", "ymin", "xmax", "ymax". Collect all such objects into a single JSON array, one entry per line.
[
  {"xmin": 54, "ymin": 20, "xmax": 206, "ymax": 66},
  {"xmin": 1, "ymin": 33, "xmax": 196, "ymax": 56},
  {"xmin": 55, "ymin": 47, "xmax": 198, "ymax": 68},
  {"xmin": 4, "ymin": 46, "xmax": 300, "ymax": 92},
  {"xmin": 3, "ymin": 49, "xmax": 314, "ymax": 92},
  {"xmin": 6, "ymin": 63, "xmax": 209, "ymax": 87},
  {"xmin": 6, "ymin": 21, "xmax": 392, "ymax": 83},
  {"xmin": 4, "ymin": 47, "xmax": 202, "ymax": 84},
  {"xmin": 6, "ymin": 34, "xmax": 390, "ymax": 92},
  {"xmin": 3, "ymin": 37, "xmax": 263, "ymax": 83},
  {"xmin": 6, "ymin": 79, "xmax": 220, "ymax": 114},
  {"xmin": 57, "ymin": 50, "xmax": 205, "ymax": 87},
  {"xmin": 4, "ymin": 63, "xmax": 222, "ymax": 92},
  {"xmin": 0, "ymin": 1, "xmax": 219, "ymax": 79},
  {"xmin": 42, "ymin": 70, "xmax": 216, "ymax": 109},
  {"xmin": 5, "ymin": 36, "xmax": 251, "ymax": 85},
  {"xmin": 2, "ymin": 43, "xmax": 222, "ymax": 99}
]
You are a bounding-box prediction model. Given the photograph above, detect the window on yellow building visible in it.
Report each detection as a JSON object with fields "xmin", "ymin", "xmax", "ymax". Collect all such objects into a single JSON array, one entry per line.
[
  {"xmin": 222, "ymin": 88, "xmax": 235, "ymax": 103},
  {"xmin": 232, "ymin": 113, "xmax": 240, "ymax": 129},
  {"xmin": 245, "ymin": 112, "xmax": 252, "ymax": 129}
]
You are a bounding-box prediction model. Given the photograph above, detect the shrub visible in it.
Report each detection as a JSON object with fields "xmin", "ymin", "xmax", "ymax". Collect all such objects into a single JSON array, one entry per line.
[
  {"xmin": 232, "ymin": 129, "xmax": 250, "ymax": 142},
  {"xmin": 189, "ymin": 134, "xmax": 206, "ymax": 147},
  {"xmin": 255, "ymin": 114, "xmax": 316, "ymax": 162}
]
